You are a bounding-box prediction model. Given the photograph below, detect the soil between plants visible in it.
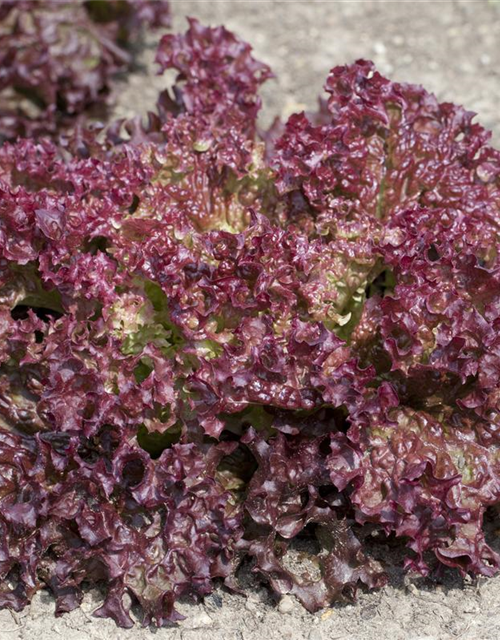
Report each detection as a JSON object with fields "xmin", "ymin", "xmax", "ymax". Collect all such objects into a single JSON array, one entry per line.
[{"xmin": 3, "ymin": 2, "xmax": 500, "ymax": 639}]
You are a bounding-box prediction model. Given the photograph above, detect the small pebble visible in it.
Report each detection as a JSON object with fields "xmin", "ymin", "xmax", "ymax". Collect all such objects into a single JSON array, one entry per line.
[
  {"xmin": 463, "ymin": 603, "xmax": 480, "ymax": 614},
  {"xmin": 184, "ymin": 612, "xmax": 213, "ymax": 629},
  {"xmin": 373, "ymin": 41, "xmax": 387, "ymax": 55},
  {"xmin": 278, "ymin": 595, "xmax": 295, "ymax": 614},
  {"xmin": 207, "ymin": 592, "xmax": 223, "ymax": 609},
  {"xmin": 245, "ymin": 598, "xmax": 258, "ymax": 613}
]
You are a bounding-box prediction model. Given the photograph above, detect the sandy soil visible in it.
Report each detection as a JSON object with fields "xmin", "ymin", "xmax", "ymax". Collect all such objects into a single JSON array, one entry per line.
[
  {"xmin": 115, "ymin": 0, "xmax": 500, "ymax": 144},
  {"xmin": 3, "ymin": 2, "xmax": 500, "ymax": 639},
  {"xmin": 2, "ymin": 549, "xmax": 500, "ymax": 640}
]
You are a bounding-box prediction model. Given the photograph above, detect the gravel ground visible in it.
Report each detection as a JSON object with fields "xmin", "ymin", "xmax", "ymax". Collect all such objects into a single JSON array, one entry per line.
[
  {"xmin": 3, "ymin": 2, "xmax": 500, "ymax": 640},
  {"xmin": 116, "ymin": 0, "xmax": 500, "ymax": 144}
]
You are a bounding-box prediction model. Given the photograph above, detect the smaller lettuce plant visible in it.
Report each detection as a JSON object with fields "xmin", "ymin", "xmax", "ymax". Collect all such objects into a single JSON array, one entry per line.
[{"xmin": 0, "ymin": 0, "xmax": 171, "ymax": 140}]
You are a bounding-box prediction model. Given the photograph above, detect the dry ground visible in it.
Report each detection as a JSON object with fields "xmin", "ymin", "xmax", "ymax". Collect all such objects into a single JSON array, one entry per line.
[
  {"xmin": 2, "ymin": 2, "xmax": 500, "ymax": 639},
  {"xmin": 116, "ymin": 0, "xmax": 500, "ymax": 144}
]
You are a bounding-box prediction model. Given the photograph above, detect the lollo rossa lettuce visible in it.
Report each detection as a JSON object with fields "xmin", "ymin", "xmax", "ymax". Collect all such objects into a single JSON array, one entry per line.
[
  {"xmin": 0, "ymin": 17, "xmax": 500, "ymax": 627},
  {"xmin": 0, "ymin": 0, "xmax": 171, "ymax": 141}
]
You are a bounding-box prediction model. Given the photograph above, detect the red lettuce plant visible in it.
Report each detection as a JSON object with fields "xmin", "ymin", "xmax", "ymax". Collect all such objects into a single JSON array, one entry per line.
[
  {"xmin": 0, "ymin": 0, "xmax": 171, "ymax": 141},
  {"xmin": 1, "ymin": 17, "xmax": 500, "ymax": 627}
]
